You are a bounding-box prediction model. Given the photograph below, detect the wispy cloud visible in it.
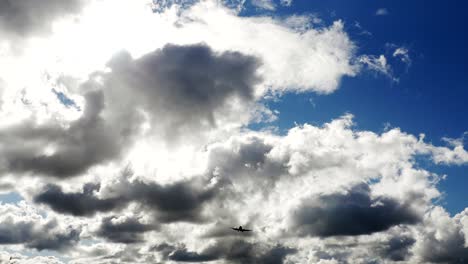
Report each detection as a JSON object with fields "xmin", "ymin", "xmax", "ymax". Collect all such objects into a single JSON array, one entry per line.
[{"xmin": 376, "ymin": 8, "xmax": 389, "ymax": 16}]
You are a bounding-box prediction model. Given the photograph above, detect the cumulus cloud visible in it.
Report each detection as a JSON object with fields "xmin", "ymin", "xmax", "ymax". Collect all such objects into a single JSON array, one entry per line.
[
  {"xmin": 34, "ymin": 183, "xmax": 122, "ymax": 216},
  {"xmin": 35, "ymin": 172, "xmax": 220, "ymax": 223},
  {"xmin": 162, "ymin": 240, "xmax": 296, "ymax": 264},
  {"xmin": 0, "ymin": 90, "xmax": 134, "ymax": 178},
  {"xmin": 414, "ymin": 207, "xmax": 468, "ymax": 263},
  {"xmin": 0, "ymin": 43, "xmax": 263, "ymax": 178},
  {"xmin": 96, "ymin": 216, "xmax": 158, "ymax": 244},
  {"xmin": 378, "ymin": 235, "xmax": 416, "ymax": 261},
  {"xmin": 0, "ymin": 252, "xmax": 65, "ymax": 264},
  {"xmin": 99, "ymin": 43, "xmax": 262, "ymax": 141},
  {"xmin": 5, "ymin": 0, "xmax": 357, "ymax": 95},
  {"xmin": 291, "ymin": 184, "xmax": 420, "ymax": 237},
  {"xmin": 0, "ymin": 202, "xmax": 80, "ymax": 251},
  {"xmin": 0, "ymin": 0, "xmax": 467, "ymax": 263}
]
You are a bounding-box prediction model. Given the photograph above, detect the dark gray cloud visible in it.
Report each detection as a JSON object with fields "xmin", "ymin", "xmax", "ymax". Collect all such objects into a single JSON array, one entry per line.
[
  {"xmin": 1, "ymin": 90, "xmax": 137, "ymax": 178},
  {"xmin": 27, "ymin": 228, "xmax": 80, "ymax": 251},
  {"xmin": 101, "ymin": 43, "xmax": 261, "ymax": 141},
  {"xmin": 127, "ymin": 179, "xmax": 218, "ymax": 223},
  {"xmin": 169, "ymin": 247, "xmax": 220, "ymax": 262},
  {"xmin": 96, "ymin": 216, "xmax": 158, "ymax": 244},
  {"xmin": 35, "ymin": 176, "xmax": 219, "ymax": 222},
  {"xmin": 0, "ymin": 0, "xmax": 86, "ymax": 38},
  {"xmin": 162, "ymin": 240, "xmax": 296, "ymax": 264},
  {"xmin": 378, "ymin": 235, "xmax": 415, "ymax": 262},
  {"xmin": 0, "ymin": 217, "xmax": 80, "ymax": 251},
  {"xmin": 34, "ymin": 183, "xmax": 122, "ymax": 217},
  {"xmin": 292, "ymin": 184, "xmax": 420, "ymax": 237}
]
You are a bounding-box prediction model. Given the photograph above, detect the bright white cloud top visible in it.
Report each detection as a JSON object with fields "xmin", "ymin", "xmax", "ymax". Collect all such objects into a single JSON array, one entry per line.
[{"xmin": 0, "ymin": 0, "xmax": 467, "ymax": 263}]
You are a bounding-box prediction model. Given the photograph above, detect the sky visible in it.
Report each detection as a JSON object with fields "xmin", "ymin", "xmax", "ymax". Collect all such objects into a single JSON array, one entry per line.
[{"xmin": 0, "ymin": 0, "xmax": 467, "ymax": 263}]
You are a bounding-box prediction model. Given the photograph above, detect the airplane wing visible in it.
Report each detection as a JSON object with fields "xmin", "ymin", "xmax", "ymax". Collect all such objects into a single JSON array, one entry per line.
[
  {"xmin": 243, "ymin": 229, "xmax": 252, "ymax": 232},
  {"xmin": 231, "ymin": 228, "xmax": 239, "ymax": 231}
]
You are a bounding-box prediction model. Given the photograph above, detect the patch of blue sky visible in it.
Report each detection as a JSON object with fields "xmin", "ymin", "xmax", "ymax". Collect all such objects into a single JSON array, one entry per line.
[
  {"xmin": 0, "ymin": 192, "xmax": 23, "ymax": 204},
  {"xmin": 52, "ymin": 89, "xmax": 80, "ymax": 110}
]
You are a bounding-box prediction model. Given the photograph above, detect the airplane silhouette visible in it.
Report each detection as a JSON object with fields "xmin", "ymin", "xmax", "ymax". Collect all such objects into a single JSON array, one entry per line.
[{"xmin": 231, "ymin": 226, "xmax": 252, "ymax": 232}]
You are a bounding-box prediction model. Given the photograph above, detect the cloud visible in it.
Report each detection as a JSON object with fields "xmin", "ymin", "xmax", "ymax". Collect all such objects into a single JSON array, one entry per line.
[
  {"xmin": 121, "ymin": 177, "xmax": 219, "ymax": 223},
  {"xmin": 377, "ymin": 235, "xmax": 416, "ymax": 261},
  {"xmin": 291, "ymin": 184, "xmax": 420, "ymax": 237},
  {"xmin": 99, "ymin": 43, "xmax": 262, "ymax": 142},
  {"xmin": 0, "ymin": 252, "xmax": 65, "ymax": 264},
  {"xmin": 376, "ymin": 8, "xmax": 389, "ymax": 16},
  {"xmin": 164, "ymin": 240, "xmax": 296, "ymax": 264},
  {"xmin": 35, "ymin": 172, "xmax": 220, "ymax": 223},
  {"xmin": 96, "ymin": 216, "xmax": 158, "ymax": 244},
  {"xmin": 0, "ymin": 90, "xmax": 136, "ymax": 178},
  {"xmin": 34, "ymin": 183, "xmax": 122, "ymax": 217},
  {"xmin": 206, "ymin": 135, "xmax": 286, "ymax": 186},
  {"xmin": 414, "ymin": 207, "xmax": 468, "ymax": 263},
  {"xmin": 0, "ymin": 202, "xmax": 80, "ymax": 251},
  {"xmin": 174, "ymin": 3, "xmax": 357, "ymax": 93},
  {"xmin": 10, "ymin": 0, "xmax": 358, "ymax": 95},
  {"xmin": 393, "ymin": 47, "xmax": 412, "ymax": 66},
  {"xmin": 6, "ymin": 113, "xmax": 468, "ymax": 262},
  {"xmin": 0, "ymin": 0, "xmax": 468, "ymax": 262},
  {"xmin": 0, "ymin": 0, "xmax": 86, "ymax": 38},
  {"xmin": 251, "ymin": 0, "xmax": 276, "ymax": 11},
  {"xmin": 358, "ymin": 54, "xmax": 393, "ymax": 79},
  {"xmin": 0, "ymin": 43, "xmax": 262, "ymax": 178}
]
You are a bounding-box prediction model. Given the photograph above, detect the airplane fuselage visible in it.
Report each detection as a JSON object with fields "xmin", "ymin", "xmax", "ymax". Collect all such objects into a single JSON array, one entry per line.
[{"xmin": 232, "ymin": 226, "xmax": 251, "ymax": 232}]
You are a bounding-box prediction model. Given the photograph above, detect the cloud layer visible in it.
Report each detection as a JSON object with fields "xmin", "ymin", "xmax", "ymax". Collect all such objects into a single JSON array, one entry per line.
[{"xmin": 0, "ymin": 0, "xmax": 467, "ymax": 263}]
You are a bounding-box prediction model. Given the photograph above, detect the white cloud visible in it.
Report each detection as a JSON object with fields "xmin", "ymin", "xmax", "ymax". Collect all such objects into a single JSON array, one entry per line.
[
  {"xmin": 358, "ymin": 54, "xmax": 394, "ymax": 79},
  {"xmin": 251, "ymin": 0, "xmax": 276, "ymax": 11},
  {"xmin": 0, "ymin": 0, "xmax": 358, "ymax": 113},
  {"xmin": 376, "ymin": 8, "xmax": 389, "ymax": 16},
  {"xmin": 393, "ymin": 47, "xmax": 412, "ymax": 66}
]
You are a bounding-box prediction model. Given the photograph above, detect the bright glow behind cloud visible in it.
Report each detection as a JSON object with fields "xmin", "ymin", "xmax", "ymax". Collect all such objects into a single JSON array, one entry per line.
[{"xmin": 0, "ymin": 0, "xmax": 468, "ymax": 263}]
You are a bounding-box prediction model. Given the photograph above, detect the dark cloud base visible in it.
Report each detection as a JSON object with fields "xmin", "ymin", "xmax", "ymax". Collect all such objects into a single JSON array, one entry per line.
[
  {"xmin": 35, "ymin": 176, "xmax": 219, "ymax": 223},
  {"xmin": 292, "ymin": 184, "xmax": 420, "ymax": 237},
  {"xmin": 0, "ymin": 217, "xmax": 80, "ymax": 251},
  {"xmin": 157, "ymin": 239, "xmax": 296, "ymax": 264}
]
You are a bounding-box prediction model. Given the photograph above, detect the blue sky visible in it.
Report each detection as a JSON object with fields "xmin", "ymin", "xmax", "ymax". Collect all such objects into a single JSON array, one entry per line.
[{"xmin": 245, "ymin": 0, "xmax": 468, "ymax": 215}]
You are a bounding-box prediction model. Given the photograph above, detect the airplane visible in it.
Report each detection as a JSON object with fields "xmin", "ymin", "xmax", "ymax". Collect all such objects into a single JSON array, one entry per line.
[{"xmin": 231, "ymin": 226, "xmax": 252, "ymax": 232}]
